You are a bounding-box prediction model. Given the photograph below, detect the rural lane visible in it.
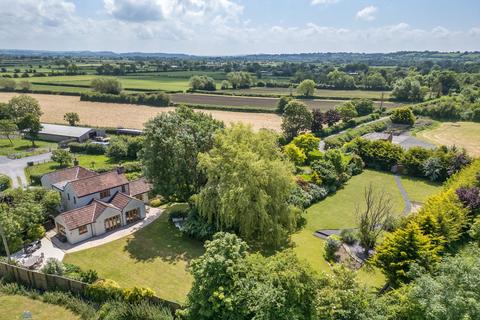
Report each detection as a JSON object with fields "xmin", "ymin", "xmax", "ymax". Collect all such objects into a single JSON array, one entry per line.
[{"xmin": 0, "ymin": 152, "xmax": 52, "ymax": 188}]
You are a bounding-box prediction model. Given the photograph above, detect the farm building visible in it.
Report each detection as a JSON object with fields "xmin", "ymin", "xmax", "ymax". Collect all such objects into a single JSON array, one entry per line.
[
  {"xmin": 37, "ymin": 123, "xmax": 104, "ymax": 143},
  {"xmin": 362, "ymin": 132, "xmax": 435, "ymax": 150}
]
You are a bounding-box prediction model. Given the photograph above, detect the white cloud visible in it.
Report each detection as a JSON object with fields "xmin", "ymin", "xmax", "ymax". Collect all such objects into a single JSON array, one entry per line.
[
  {"xmin": 0, "ymin": 1, "xmax": 479, "ymax": 55},
  {"xmin": 311, "ymin": 0, "xmax": 340, "ymax": 5},
  {"xmin": 356, "ymin": 6, "xmax": 377, "ymax": 21}
]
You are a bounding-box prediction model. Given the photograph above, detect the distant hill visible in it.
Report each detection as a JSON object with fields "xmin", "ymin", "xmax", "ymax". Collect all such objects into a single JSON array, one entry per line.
[{"xmin": 1, "ymin": 49, "xmax": 479, "ymax": 65}]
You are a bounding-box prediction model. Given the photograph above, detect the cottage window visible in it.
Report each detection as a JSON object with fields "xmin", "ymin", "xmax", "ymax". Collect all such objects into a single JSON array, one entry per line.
[
  {"xmin": 78, "ymin": 225, "xmax": 88, "ymax": 235},
  {"xmin": 67, "ymin": 194, "xmax": 70, "ymax": 200},
  {"xmin": 121, "ymin": 185, "xmax": 126, "ymax": 193},
  {"xmin": 57, "ymin": 223, "xmax": 66, "ymax": 235},
  {"xmin": 74, "ymin": 197, "xmax": 76, "ymax": 204},
  {"xmin": 100, "ymin": 189, "xmax": 111, "ymax": 199},
  {"xmin": 126, "ymin": 208, "xmax": 141, "ymax": 224}
]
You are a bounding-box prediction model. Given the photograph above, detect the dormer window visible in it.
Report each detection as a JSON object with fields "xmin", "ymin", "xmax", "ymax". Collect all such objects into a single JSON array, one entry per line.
[{"xmin": 100, "ymin": 189, "xmax": 111, "ymax": 199}]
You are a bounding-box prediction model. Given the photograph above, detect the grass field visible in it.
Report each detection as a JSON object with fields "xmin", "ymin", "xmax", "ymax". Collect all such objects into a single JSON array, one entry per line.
[
  {"xmin": 64, "ymin": 205, "xmax": 204, "ymax": 304},
  {"xmin": 400, "ymin": 176, "xmax": 442, "ymax": 203},
  {"xmin": 0, "ymin": 295, "xmax": 79, "ymax": 320},
  {"xmin": 0, "ymin": 138, "xmax": 56, "ymax": 157},
  {"xmin": 27, "ymin": 71, "xmax": 227, "ymax": 92},
  {"xmin": 416, "ymin": 121, "xmax": 480, "ymax": 156},
  {"xmin": 0, "ymin": 93, "xmax": 283, "ymax": 131},
  {"xmin": 223, "ymin": 87, "xmax": 392, "ymax": 99}
]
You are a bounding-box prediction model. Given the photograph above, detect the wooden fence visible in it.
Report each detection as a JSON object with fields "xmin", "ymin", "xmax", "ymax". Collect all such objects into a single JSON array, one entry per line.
[
  {"xmin": 0, "ymin": 261, "xmax": 86, "ymax": 294},
  {"xmin": 0, "ymin": 261, "xmax": 182, "ymax": 311}
]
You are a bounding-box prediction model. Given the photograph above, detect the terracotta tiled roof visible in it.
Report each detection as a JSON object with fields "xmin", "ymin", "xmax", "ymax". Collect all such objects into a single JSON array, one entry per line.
[
  {"xmin": 59, "ymin": 200, "xmax": 113, "ymax": 230},
  {"xmin": 128, "ymin": 178, "xmax": 152, "ymax": 196},
  {"xmin": 43, "ymin": 166, "xmax": 97, "ymax": 185},
  {"xmin": 109, "ymin": 192, "xmax": 136, "ymax": 210},
  {"xmin": 69, "ymin": 171, "xmax": 129, "ymax": 198}
]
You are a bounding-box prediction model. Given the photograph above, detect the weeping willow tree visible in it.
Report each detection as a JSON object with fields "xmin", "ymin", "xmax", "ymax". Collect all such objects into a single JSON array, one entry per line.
[{"xmin": 197, "ymin": 123, "xmax": 298, "ymax": 248}]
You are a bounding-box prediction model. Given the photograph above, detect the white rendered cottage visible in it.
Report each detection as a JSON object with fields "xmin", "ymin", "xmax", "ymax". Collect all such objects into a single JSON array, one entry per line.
[{"xmin": 41, "ymin": 166, "xmax": 152, "ymax": 244}]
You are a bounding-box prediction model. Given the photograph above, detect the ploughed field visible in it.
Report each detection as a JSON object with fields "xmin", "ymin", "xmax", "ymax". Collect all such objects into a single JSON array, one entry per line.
[
  {"xmin": 170, "ymin": 93, "xmax": 402, "ymax": 111},
  {"xmin": 221, "ymin": 87, "xmax": 392, "ymax": 99},
  {"xmin": 0, "ymin": 93, "xmax": 282, "ymax": 131}
]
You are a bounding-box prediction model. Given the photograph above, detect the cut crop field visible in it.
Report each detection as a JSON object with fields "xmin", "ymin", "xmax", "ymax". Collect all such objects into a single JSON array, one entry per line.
[
  {"xmin": 416, "ymin": 121, "xmax": 480, "ymax": 156},
  {"xmin": 171, "ymin": 93, "xmax": 401, "ymax": 111},
  {"xmin": 0, "ymin": 93, "xmax": 282, "ymax": 131},
  {"xmin": 222, "ymin": 87, "xmax": 392, "ymax": 99}
]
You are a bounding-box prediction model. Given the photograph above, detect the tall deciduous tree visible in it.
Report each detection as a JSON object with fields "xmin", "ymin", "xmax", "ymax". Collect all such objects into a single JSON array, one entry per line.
[
  {"xmin": 297, "ymin": 79, "xmax": 316, "ymax": 97},
  {"xmin": 197, "ymin": 124, "xmax": 297, "ymax": 247},
  {"xmin": 0, "ymin": 119, "xmax": 17, "ymax": 145},
  {"xmin": 281, "ymin": 101, "xmax": 313, "ymax": 141},
  {"xmin": 141, "ymin": 105, "xmax": 223, "ymax": 201},
  {"xmin": 91, "ymin": 78, "xmax": 122, "ymax": 94},
  {"xmin": 64, "ymin": 112, "xmax": 80, "ymax": 126}
]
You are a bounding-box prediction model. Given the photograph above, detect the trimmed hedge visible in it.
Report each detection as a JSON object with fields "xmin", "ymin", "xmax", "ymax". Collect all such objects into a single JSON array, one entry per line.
[
  {"xmin": 68, "ymin": 142, "xmax": 106, "ymax": 155},
  {"xmin": 323, "ymin": 119, "xmax": 389, "ymax": 149},
  {"xmin": 80, "ymin": 92, "xmax": 170, "ymax": 107},
  {"xmin": 316, "ymin": 113, "xmax": 381, "ymax": 137}
]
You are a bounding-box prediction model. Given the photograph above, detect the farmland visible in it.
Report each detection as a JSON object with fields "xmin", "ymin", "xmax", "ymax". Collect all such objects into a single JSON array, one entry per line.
[
  {"xmin": 170, "ymin": 93, "xmax": 401, "ymax": 112},
  {"xmin": 416, "ymin": 121, "xmax": 480, "ymax": 156},
  {"xmin": 0, "ymin": 93, "xmax": 283, "ymax": 131},
  {"xmin": 222, "ymin": 87, "xmax": 392, "ymax": 99}
]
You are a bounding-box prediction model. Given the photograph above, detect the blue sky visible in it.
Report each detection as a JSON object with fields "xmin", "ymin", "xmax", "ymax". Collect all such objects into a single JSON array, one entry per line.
[{"xmin": 1, "ymin": 0, "xmax": 479, "ymax": 55}]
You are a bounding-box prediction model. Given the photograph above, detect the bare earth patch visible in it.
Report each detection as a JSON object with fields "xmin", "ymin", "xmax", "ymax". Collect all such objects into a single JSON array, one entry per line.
[
  {"xmin": 417, "ymin": 122, "xmax": 480, "ymax": 156},
  {"xmin": 0, "ymin": 93, "xmax": 282, "ymax": 131}
]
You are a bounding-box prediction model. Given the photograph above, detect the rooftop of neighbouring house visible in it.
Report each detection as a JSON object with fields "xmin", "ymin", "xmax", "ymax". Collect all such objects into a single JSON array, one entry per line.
[
  {"xmin": 362, "ymin": 132, "xmax": 436, "ymax": 150},
  {"xmin": 44, "ymin": 166, "xmax": 98, "ymax": 190},
  {"xmin": 39, "ymin": 123, "xmax": 94, "ymax": 138}
]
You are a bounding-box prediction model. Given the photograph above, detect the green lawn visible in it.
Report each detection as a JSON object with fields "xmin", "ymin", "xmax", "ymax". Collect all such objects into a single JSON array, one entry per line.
[
  {"xmin": 0, "ymin": 138, "xmax": 56, "ymax": 158},
  {"xmin": 291, "ymin": 169, "xmax": 442, "ymax": 288},
  {"xmin": 400, "ymin": 176, "xmax": 442, "ymax": 203},
  {"xmin": 25, "ymin": 154, "xmax": 114, "ymax": 184},
  {"xmin": 0, "ymin": 295, "xmax": 79, "ymax": 320},
  {"xmin": 64, "ymin": 205, "xmax": 204, "ymax": 304}
]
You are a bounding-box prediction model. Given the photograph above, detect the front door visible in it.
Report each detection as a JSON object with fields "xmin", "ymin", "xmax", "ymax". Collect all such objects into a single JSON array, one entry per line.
[{"xmin": 104, "ymin": 215, "xmax": 121, "ymax": 232}]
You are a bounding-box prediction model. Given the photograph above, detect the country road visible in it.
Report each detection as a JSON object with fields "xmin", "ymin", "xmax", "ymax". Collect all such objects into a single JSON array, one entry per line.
[{"xmin": 0, "ymin": 152, "xmax": 52, "ymax": 188}]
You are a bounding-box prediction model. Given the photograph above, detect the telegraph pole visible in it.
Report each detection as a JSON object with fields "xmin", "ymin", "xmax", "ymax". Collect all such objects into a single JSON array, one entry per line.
[{"xmin": 0, "ymin": 222, "xmax": 11, "ymax": 263}]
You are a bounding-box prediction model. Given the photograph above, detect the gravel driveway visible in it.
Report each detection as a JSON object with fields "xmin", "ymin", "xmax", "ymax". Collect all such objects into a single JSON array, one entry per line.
[{"xmin": 0, "ymin": 152, "xmax": 52, "ymax": 188}]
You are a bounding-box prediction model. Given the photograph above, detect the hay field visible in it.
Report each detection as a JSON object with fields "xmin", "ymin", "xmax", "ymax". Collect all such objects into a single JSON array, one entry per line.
[
  {"xmin": 417, "ymin": 121, "xmax": 480, "ymax": 156},
  {"xmin": 0, "ymin": 93, "xmax": 282, "ymax": 131}
]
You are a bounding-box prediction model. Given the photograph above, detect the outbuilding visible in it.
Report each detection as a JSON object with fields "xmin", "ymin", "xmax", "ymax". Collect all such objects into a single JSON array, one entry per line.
[{"xmin": 37, "ymin": 123, "xmax": 104, "ymax": 143}]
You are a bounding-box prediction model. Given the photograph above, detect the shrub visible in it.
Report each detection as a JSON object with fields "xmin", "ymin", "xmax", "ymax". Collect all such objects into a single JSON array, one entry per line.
[
  {"xmin": 86, "ymin": 279, "xmax": 122, "ymax": 302},
  {"xmin": 42, "ymin": 291, "xmax": 97, "ymax": 319},
  {"xmin": 68, "ymin": 142, "xmax": 87, "ymax": 153},
  {"xmin": 456, "ymin": 186, "xmax": 480, "ymax": 211},
  {"xmin": 390, "ymin": 107, "xmax": 415, "ymax": 125},
  {"xmin": 27, "ymin": 224, "xmax": 45, "ymax": 242},
  {"xmin": 149, "ymin": 198, "xmax": 162, "ymax": 207},
  {"xmin": 41, "ymin": 258, "xmax": 65, "ymax": 276},
  {"xmin": 51, "ymin": 149, "xmax": 72, "ymax": 167},
  {"xmin": 97, "ymin": 301, "xmax": 174, "ymax": 320},
  {"xmin": 85, "ymin": 143, "xmax": 106, "ymax": 155},
  {"xmin": 324, "ymin": 235, "xmax": 342, "ymax": 262},
  {"xmin": 353, "ymin": 98, "xmax": 374, "ymax": 116},
  {"xmin": 91, "ymin": 78, "xmax": 122, "ymax": 94},
  {"xmin": 80, "ymin": 269, "xmax": 99, "ymax": 284},
  {"xmin": 340, "ymin": 229, "xmax": 357, "ymax": 245},
  {"xmin": 284, "ymin": 143, "xmax": 307, "ymax": 166},
  {"xmin": 0, "ymin": 174, "xmax": 11, "ymax": 191},
  {"xmin": 122, "ymin": 286, "xmax": 155, "ymax": 303},
  {"xmin": 348, "ymin": 154, "xmax": 365, "ymax": 175}
]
